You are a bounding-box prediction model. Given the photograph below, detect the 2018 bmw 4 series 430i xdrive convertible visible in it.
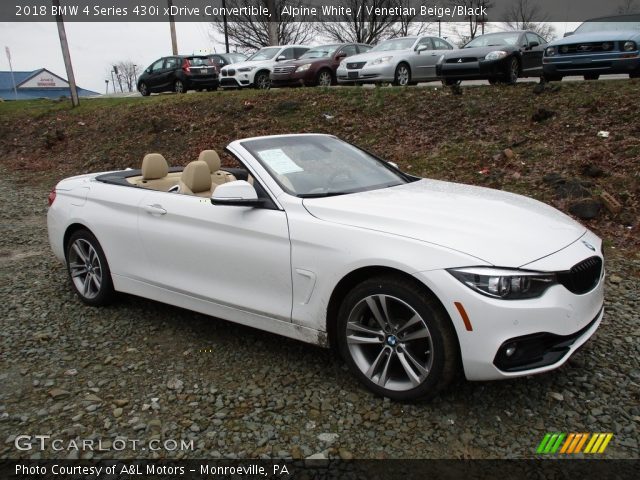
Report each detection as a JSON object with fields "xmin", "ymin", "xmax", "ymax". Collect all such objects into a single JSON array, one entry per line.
[{"xmin": 47, "ymin": 134, "xmax": 605, "ymax": 400}]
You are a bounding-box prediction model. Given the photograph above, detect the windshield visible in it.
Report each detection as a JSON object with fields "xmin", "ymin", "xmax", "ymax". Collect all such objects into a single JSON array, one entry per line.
[
  {"xmin": 465, "ymin": 32, "xmax": 521, "ymax": 48},
  {"xmin": 186, "ymin": 57, "xmax": 211, "ymax": 66},
  {"xmin": 242, "ymin": 136, "xmax": 407, "ymax": 197},
  {"xmin": 222, "ymin": 53, "xmax": 247, "ymax": 63},
  {"xmin": 370, "ymin": 38, "xmax": 416, "ymax": 52},
  {"xmin": 300, "ymin": 44, "xmax": 341, "ymax": 59},
  {"xmin": 575, "ymin": 17, "xmax": 640, "ymax": 34},
  {"xmin": 247, "ymin": 47, "xmax": 281, "ymax": 61}
]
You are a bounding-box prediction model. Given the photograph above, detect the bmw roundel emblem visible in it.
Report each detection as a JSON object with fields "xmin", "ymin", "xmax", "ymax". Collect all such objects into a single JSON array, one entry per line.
[{"xmin": 581, "ymin": 240, "xmax": 596, "ymax": 251}]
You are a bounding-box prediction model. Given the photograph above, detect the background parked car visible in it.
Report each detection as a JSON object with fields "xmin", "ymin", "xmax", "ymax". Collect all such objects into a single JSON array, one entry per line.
[
  {"xmin": 137, "ymin": 55, "xmax": 219, "ymax": 96},
  {"xmin": 219, "ymin": 45, "xmax": 310, "ymax": 89},
  {"xmin": 436, "ymin": 31, "xmax": 548, "ymax": 85},
  {"xmin": 207, "ymin": 52, "xmax": 248, "ymax": 73},
  {"xmin": 543, "ymin": 14, "xmax": 640, "ymax": 81},
  {"xmin": 270, "ymin": 43, "xmax": 371, "ymax": 87},
  {"xmin": 336, "ymin": 36, "xmax": 455, "ymax": 86}
]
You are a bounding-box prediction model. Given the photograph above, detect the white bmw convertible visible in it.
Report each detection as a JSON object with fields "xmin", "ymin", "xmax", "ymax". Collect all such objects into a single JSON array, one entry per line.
[{"xmin": 47, "ymin": 134, "xmax": 605, "ymax": 400}]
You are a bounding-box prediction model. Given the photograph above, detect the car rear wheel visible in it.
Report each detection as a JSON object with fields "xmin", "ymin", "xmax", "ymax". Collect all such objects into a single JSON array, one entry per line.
[
  {"xmin": 442, "ymin": 78, "xmax": 461, "ymax": 87},
  {"xmin": 139, "ymin": 82, "xmax": 150, "ymax": 96},
  {"xmin": 174, "ymin": 80, "xmax": 186, "ymax": 93},
  {"xmin": 393, "ymin": 63, "xmax": 411, "ymax": 87},
  {"xmin": 584, "ymin": 74, "xmax": 600, "ymax": 80},
  {"xmin": 66, "ymin": 230, "xmax": 114, "ymax": 306},
  {"xmin": 316, "ymin": 69, "xmax": 333, "ymax": 87},
  {"xmin": 543, "ymin": 74, "xmax": 563, "ymax": 82},
  {"xmin": 505, "ymin": 57, "xmax": 519, "ymax": 84},
  {"xmin": 336, "ymin": 275, "xmax": 458, "ymax": 401},
  {"xmin": 254, "ymin": 71, "xmax": 270, "ymax": 90}
]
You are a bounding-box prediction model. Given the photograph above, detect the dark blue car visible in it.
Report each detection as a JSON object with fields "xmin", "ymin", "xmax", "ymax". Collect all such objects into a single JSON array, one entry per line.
[{"xmin": 543, "ymin": 14, "xmax": 640, "ymax": 81}]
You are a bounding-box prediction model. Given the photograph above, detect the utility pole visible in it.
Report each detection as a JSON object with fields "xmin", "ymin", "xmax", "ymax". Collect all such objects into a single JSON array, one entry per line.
[
  {"xmin": 168, "ymin": 0, "xmax": 178, "ymax": 55},
  {"xmin": 105, "ymin": 80, "xmax": 109, "ymax": 95},
  {"xmin": 266, "ymin": 0, "xmax": 277, "ymax": 45},
  {"xmin": 5, "ymin": 47, "xmax": 17, "ymax": 100},
  {"xmin": 222, "ymin": 0, "xmax": 229, "ymax": 53},
  {"xmin": 53, "ymin": 0, "xmax": 79, "ymax": 107}
]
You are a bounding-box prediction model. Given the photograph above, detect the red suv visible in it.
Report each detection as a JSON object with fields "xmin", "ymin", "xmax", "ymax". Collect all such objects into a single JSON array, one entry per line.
[{"xmin": 270, "ymin": 43, "xmax": 371, "ymax": 87}]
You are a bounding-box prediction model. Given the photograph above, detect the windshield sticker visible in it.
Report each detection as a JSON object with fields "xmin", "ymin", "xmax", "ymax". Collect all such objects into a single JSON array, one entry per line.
[{"xmin": 259, "ymin": 149, "xmax": 304, "ymax": 175}]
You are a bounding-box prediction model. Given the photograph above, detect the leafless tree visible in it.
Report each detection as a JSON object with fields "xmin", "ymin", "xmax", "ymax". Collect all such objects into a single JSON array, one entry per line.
[
  {"xmin": 209, "ymin": 0, "xmax": 315, "ymax": 51},
  {"xmin": 503, "ymin": 0, "xmax": 556, "ymax": 40},
  {"xmin": 617, "ymin": 0, "xmax": 640, "ymax": 13},
  {"xmin": 448, "ymin": 0, "xmax": 493, "ymax": 41},
  {"xmin": 389, "ymin": 0, "xmax": 432, "ymax": 37},
  {"xmin": 108, "ymin": 61, "xmax": 139, "ymax": 93},
  {"xmin": 315, "ymin": 0, "xmax": 403, "ymax": 45}
]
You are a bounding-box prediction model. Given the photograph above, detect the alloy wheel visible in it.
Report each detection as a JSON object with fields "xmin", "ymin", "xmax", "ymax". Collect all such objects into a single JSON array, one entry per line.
[
  {"xmin": 174, "ymin": 80, "xmax": 185, "ymax": 93},
  {"xmin": 508, "ymin": 58, "xmax": 519, "ymax": 84},
  {"xmin": 396, "ymin": 65, "xmax": 410, "ymax": 86},
  {"xmin": 139, "ymin": 83, "xmax": 148, "ymax": 96},
  {"xmin": 318, "ymin": 71, "xmax": 332, "ymax": 87},
  {"xmin": 68, "ymin": 239, "xmax": 103, "ymax": 300},
  {"xmin": 346, "ymin": 294, "xmax": 433, "ymax": 391},
  {"xmin": 255, "ymin": 73, "xmax": 270, "ymax": 90}
]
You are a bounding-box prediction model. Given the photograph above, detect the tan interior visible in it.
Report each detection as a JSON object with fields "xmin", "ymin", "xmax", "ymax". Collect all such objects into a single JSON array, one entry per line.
[
  {"xmin": 126, "ymin": 153, "xmax": 181, "ymax": 190},
  {"xmin": 198, "ymin": 150, "xmax": 237, "ymax": 186},
  {"xmin": 178, "ymin": 161, "xmax": 213, "ymax": 197}
]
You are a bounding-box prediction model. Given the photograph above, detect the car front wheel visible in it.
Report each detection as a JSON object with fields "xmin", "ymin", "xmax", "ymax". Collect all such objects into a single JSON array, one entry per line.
[
  {"xmin": 316, "ymin": 69, "xmax": 333, "ymax": 87},
  {"xmin": 505, "ymin": 57, "xmax": 519, "ymax": 84},
  {"xmin": 337, "ymin": 276, "xmax": 458, "ymax": 401},
  {"xmin": 393, "ymin": 63, "xmax": 411, "ymax": 86},
  {"xmin": 139, "ymin": 82, "xmax": 150, "ymax": 96},
  {"xmin": 66, "ymin": 230, "xmax": 114, "ymax": 306},
  {"xmin": 254, "ymin": 71, "xmax": 270, "ymax": 90}
]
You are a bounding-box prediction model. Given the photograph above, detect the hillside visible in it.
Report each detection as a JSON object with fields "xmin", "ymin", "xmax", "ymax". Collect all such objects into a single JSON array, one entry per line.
[{"xmin": 0, "ymin": 81, "xmax": 638, "ymax": 254}]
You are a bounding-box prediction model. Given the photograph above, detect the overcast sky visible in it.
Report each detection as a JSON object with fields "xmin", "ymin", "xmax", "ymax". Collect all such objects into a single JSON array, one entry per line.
[{"xmin": 0, "ymin": 21, "xmax": 578, "ymax": 94}]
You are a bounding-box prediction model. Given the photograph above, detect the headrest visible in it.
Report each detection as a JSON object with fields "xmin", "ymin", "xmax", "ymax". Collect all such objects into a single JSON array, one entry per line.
[
  {"xmin": 198, "ymin": 150, "xmax": 221, "ymax": 173},
  {"xmin": 181, "ymin": 161, "xmax": 212, "ymax": 194},
  {"xmin": 141, "ymin": 153, "xmax": 169, "ymax": 180}
]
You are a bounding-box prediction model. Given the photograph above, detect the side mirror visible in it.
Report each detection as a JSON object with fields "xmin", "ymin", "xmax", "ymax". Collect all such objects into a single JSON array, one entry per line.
[
  {"xmin": 335, "ymin": 52, "xmax": 347, "ymax": 60},
  {"xmin": 564, "ymin": 31, "xmax": 574, "ymax": 37},
  {"xmin": 276, "ymin": 55, "xmax": 286, "ymax": 61},
  {"xmin": 529, "ymin": 41, "xmax": 539, "ymax": 48},
  {"xmin": 416, "ymin": 45, "xmax": 428, "ymax": 53},
  {"xmin": 211, "ymin": 180, "xmax": 264, "ymax": 207}
]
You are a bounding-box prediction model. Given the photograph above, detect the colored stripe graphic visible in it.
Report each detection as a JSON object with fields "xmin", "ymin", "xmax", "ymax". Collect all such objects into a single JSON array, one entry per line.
[{"xmin": 538, "ymin": 433, "xmax": 613, "ymax": 454}]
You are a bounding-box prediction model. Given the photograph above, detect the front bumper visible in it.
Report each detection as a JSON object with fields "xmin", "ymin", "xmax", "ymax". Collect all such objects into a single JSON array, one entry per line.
[
  {"xmin": 219, "ymin": 72, "xmax": 253, "ymax": 88},
  {"xmin": 414, "ymin": 232, "xmax": 605, "ymax": 381},
  {"xmin": 336, "ymin": 63, "xmax": 396, "ymax": 84},
  {"xmin": 543, "ymin": 51, "xmax": 640, "ymax": 75},
  {"xmin": 436, "ymin": 57, "xmax": 509, "ymax": 80},
  {"xmin": 270, "ymin": 71, "xmax": 313, "ymax": 87}
]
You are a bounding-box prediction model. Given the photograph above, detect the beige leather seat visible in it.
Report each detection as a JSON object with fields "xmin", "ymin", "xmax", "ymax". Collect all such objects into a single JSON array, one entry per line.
[
  {"xmin": 198, "ymin": 150, "xmax": 236, "ymax": 186},
  {"xmin": 179, "ymin": 161, "xmax": 212, "ymax": 197},
  {"xmin": 137, "ymin": 153, "xmax": 180, "ymax": 190}
]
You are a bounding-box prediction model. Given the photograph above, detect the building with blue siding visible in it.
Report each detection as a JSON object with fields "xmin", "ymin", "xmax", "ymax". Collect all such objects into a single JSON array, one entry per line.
[{"xmin": 0, "ymin": 68, "xmax": 99, "ymax": 100}]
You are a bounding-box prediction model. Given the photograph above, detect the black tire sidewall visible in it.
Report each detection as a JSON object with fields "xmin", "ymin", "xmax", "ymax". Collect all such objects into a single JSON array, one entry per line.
[
  {"xmin": 506, "ymin": 57, "xmax": 519, "ymax": 84},
  {"xmin": 65, "ymin": 230, "xmax": 114, "ymax": 306},
  {"xmin": 255, "ymin": 72, "xmax": 270, "ymax": 89},
  {"xmin": 336, "ymin": 276, "xmax": 456, "ymax": 401},
  {"xmin": 139, "ymin": 83, "xmax": 149, "ymax": 96},
  {"xmin": 316, "ymin": 69, "xmax": 333, "ymax": 86}
]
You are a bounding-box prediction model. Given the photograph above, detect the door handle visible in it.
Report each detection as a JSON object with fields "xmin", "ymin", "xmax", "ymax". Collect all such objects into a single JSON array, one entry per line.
[{"xmin": 144, "ymin": 204, "xmax": 167, "ymax": 216}]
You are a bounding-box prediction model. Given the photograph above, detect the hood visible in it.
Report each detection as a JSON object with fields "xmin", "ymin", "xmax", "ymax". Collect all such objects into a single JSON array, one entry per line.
[
  {"xmin": 551, "ymin": 30, "xmax": 640, "ymax": 46},
  {"xmin": 302, "ymin": 179, "xmax": 586, "ymax": 267},
  {"xmin": 343, "ymin": 50, "xmax": 407, "ymax": 63},
  {"xmin": 448, "ymin": 46, "xmax": 517, "ymax": 58},
  {"xmin": 221, "ymin": 58, "xmax": 275, "ymax": 70},
  {"xmin": 282, "ymin": 57, "xmax": 332, "ymax": 67}
]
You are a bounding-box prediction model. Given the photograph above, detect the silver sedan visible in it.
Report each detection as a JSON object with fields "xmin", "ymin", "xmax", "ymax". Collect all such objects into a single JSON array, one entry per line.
[{"xmin": 336, "ymin": 36, "xmax": 455, "ymax": 86}]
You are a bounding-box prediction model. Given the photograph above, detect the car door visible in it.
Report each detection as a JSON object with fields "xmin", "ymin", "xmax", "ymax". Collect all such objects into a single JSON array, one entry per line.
[
  {"xmin": 411, "ymin": 37, "xmax": 440, "ymax": 80},
  {"xmin": 521, "ymin": 33, "xmax": 545, "ymax": 76},
  {"xmin": 136, "ymin": 186, "xmax": 293, "ymax": 322},
  {"xmin": 145, "ymin": 59, "xmax": 165, "ymax": 91},
  {"xmin": 161, "ymin": 57, "xmax": 180, "ymax": 89}
]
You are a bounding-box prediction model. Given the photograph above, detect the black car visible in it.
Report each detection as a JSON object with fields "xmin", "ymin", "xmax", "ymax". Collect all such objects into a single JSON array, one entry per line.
[
  {"xmin": 436, "ymin": 30, "xmax": 548, "ymax": 85},
  {"xmin": 137, "ymin": 55, "xmax": 219, "ymax": 96},
  {"xmin": 207, "ymin": 52, "xmax": 248, "ymax": 73}
]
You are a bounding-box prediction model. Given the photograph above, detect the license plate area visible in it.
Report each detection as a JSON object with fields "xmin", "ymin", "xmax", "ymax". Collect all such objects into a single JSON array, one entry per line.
[{"xmin": 348, "ymin": 71, "xmax": 359, "ymax": 79}]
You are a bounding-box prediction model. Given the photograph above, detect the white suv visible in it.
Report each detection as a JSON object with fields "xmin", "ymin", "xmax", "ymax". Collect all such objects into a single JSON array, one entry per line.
[{"xmin": 219, "ymin": 45, "xmax": 310, "ymax": 89}]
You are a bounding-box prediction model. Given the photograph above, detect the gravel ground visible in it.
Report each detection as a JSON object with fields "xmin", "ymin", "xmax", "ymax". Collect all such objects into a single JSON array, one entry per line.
[{"xmin": 0, "ymin": 173, "xmax": 638, "ymax": 460}]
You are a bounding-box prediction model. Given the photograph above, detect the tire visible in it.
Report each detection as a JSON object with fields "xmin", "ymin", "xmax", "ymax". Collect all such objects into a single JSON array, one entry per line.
[
  {"xmin": 488, "ymin": 77, "xmax": 499, "ymax": 85},
  {"xmin": 584, "ymin": 74, "xmax": 600, "ymax": 80},
  {"xmin": 504, "ymin": 57, "xmax": 520, "ymax": 85},
  {"xmin": 138, "ymin": 82, "xmax": 150, "ymax": 96},
  {"xmin": 174, "ymin": 80, "xmax": 186, "ymax": 93},
  {"xmin": 393, "ymin": 63, "xmax": 411, "ymax": 86},
  {"xmin": 316, "ymin": 69, "xmax": 333, "ymax": 87},
  {"xmin": 630, "ymin": 72, "xmax": 640, "ymax": 79},
  {"xmin": 254, "ymin": 71, "xmax": 270, "ymax": 90},
  {"xmin": 336, "ymin": 275, "xmax": 459, "ymax": 401},
  {"xmin": 65, "ymin": 230, "xmax": 114, "ymax": 306},
  {"xmin": 442, "ymin": 78, "xmax": 461, "ymax": 87}
]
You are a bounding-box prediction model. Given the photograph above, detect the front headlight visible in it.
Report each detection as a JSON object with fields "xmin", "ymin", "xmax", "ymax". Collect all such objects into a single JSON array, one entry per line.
[
  {"xmin": 484, "ymin": 51, "xmax": 508, "ymax": 61},
  {"xmin": 367, "ymin": 56, "xmax": 393, "ymax": 66},
  {"xmin": 448, "ymin": 267, "xmax": 557, "ymax": 300},
  {"xmin": 623, "ymin": 41, "xmax": 637, "ymax": 52},
  {"xmin": 295, "ymin": 63, "xmax": 312, "ymax": 73},
  {"xmin": 238, "ymin": 66, "xmax": 255, "ymax": 72},
  {"xmin": 545, "ymin": 46, "xmax": 557, "ymax": 57}
]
